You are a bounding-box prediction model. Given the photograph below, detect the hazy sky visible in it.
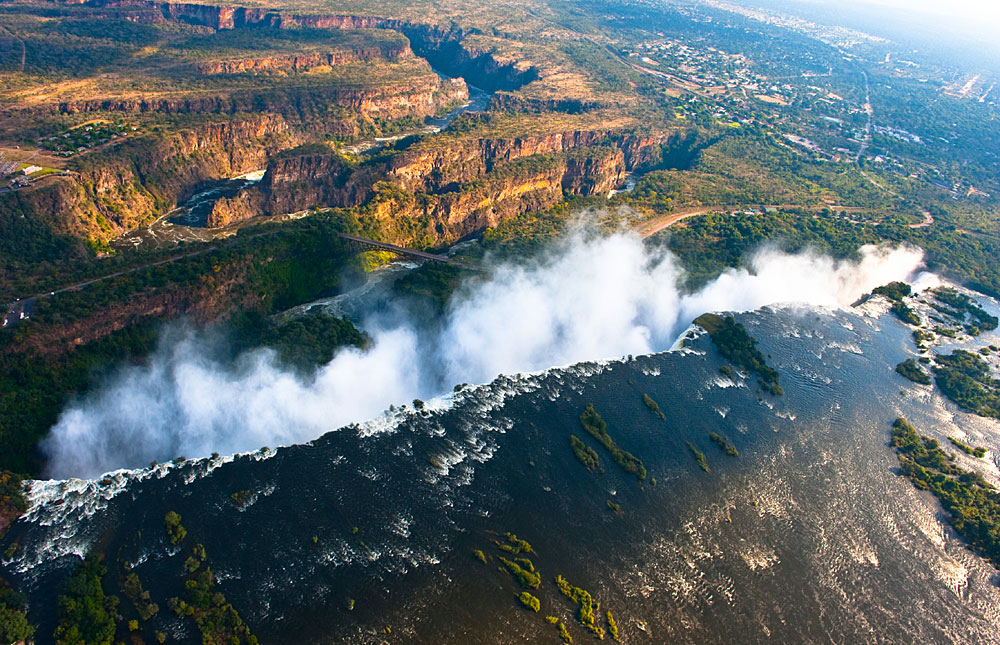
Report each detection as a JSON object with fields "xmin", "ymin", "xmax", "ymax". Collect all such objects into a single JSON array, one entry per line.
[
  {"xmin": 746, "ymin": 0, "xmax": 1000, "ymax": 67},
  {"xmin": 865, "ymin": 0, "xmax": 1000, "ymax": 23}
]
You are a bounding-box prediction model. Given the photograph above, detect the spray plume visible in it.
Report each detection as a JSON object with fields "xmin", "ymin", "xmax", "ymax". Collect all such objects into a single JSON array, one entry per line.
[{"xmin": 42, "ymin": 232, "xmax": 925, "ymax": 478}]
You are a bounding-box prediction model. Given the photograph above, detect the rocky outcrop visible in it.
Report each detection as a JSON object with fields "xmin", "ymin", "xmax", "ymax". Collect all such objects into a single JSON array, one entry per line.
[
  {"xmin": 7, "ymin": 114, "xmax": 300, "ymax": 244},
  {"xmin": 56, "ymin": 74, "xmax": 465, "ymax": 122},
  {"xmin": 384, "ymin": 127, "xmax": 667, "ymax": 195},
  {"xmin": 488, "ymin": 92, "xmax": 600, "ymax": 114},
  {"xmin": 563, "ymin": 148, "xmax": 625, "ymax": 195},
  {"xmin": 193, "ymin": 42, "xmax": 412, "ymax": 75},
  {"xmin": 205, "ymin": 140, "xmax": 629, "ymax": 244}
]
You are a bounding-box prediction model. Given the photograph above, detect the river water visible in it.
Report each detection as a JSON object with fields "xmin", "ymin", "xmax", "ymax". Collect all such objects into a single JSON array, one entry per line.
[{"xmin": 5, "ymin": 289, "xmax": 1000, "ymax": 643}]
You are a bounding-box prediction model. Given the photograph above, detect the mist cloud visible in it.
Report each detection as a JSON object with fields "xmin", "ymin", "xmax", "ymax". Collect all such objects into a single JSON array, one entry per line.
[{"xmin": 41, "ymin": 232, "xmax": 926, "ymax": 479}]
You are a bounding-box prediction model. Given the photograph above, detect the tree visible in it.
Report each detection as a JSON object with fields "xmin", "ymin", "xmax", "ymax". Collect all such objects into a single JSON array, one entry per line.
[
  {"xmin": 0, "ymin": 603, "xmax": 34, "ymax": 644},
  {"xmin": 53, "ymin": 556, "xmax": 118, "ymax": 645}
]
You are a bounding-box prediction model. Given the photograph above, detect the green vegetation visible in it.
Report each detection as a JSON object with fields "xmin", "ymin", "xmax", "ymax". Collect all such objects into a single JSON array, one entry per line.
[
  {"xmin": 686, "ymin": 441, "xmax": 710, "ymax": 472},
  {"xmin": 54, "ymin": 555, "xmax": 119, "ymax": 645},
  {"xmin": 708, "ymin": 432, "xmax": 738, "ymax": 456},
  {"xmin": 0, "ymin": 216, "xmax": 359, "ymax": 476},
  {"xmin": 891, "ymin": 301, "xmax": 921, "ymax": 326},
  {"xmin": 569, "ymin": 435, "xmax": 602, "ymax": 473},
  {"xmin": 473, "ymin": 549, "xmax": 487, "ymax": 564},
  {"xmin": 606, "ymin": 499, "xmax": 621, "ymax": 513},
  {"xmin": 642, "ymin": 393, "xmax": 665, "ymax": 420},
  {"xmin": 871, "ymin": 282, "xmax": 912, "ymax": 301},
  {"xmin": 0, "ymin": 322, "xmax": 157, "ymax": 475},
  {"xmin": 518, "ymin": 591, "xmax": 541, "ymax": 612},
  {"xmin": 579, "ymin": 404, "xmax": 647, "ymax": 481},
  {"xmin": 122, "ymin": 570, "xmax": 159, "ymax": 621},
  {"xmin": 230, "ymin": 490, "xmax": 253, "ymax": 508},
  {"xmin": 694, "ymin": 314, "xmax": 782, "ymax": 395},
  {"xmin": 949, "ymin": 437, "xmax": 987, "ymax": 459},
  {"xmin": 932, "ymin": 288, "xmax": 998, "ymax": 331},
  {"xmin": 891, "ymin": 418, "xmax": 1000, "ymax": 568},
  {"xmin": 256, "ymin": 310, "xmax": 367, "ymax": 374},
  {"xmin": 933, "ymin": 350, "xmax": 1000, "ymax": 419},
  {"xmin": 391, "ymin": 262, "xmax": 467, "ymax": 311},
  {"xmin": 498, "ymin": 532, "xmax": 534, "ymax": 555},
  {"xmin": 557, "ymin": 621, "xmax": 573, "ymax": 644},
  {"xmin": 895, "ymin": 358, "xmax": 931, "ymax": 385},
  {"xmin": 0, "ymin": 470, "xmax": 27, "ymax": 539},
  {"xmin": 164, "ymin": 511, "xmax": 187, "ymax": 546},
  {"xmin": 168, "ymin": 544, "xmax": 258, "ymax": 645},
  {"xmin": 606, "ymin": 610, "xmax": 620, "ymax": 642},
  {"xmin": 500, "ymin": 557, "xmax": 541, "ymax": 589},
  {"xmin": 0, "ymin": 580, "xmax": 33, "ymax": 645},
  {"xmin": 870, "ymin": 281, "xmax": 919, "ymax": 328},
  {"xmin": 555, "ymin": 575, "xmax": 604, "ymax": 639}
]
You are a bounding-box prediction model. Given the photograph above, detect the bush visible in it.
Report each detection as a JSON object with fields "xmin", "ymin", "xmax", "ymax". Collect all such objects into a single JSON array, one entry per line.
[
  {"xmin": 518, "ymin": 591, "xmax": 540, "ymax": 612},
  {"xmin": 579, "ymin": 404, "xmax": 646, "ymax": 480},
  {"xmin": 895, "ymin": 358, "xmax": 931, "ymax": 385},
  {"xmin": 500, "ymin": 557, "xmax": 540, "ymax": 589},
  {"xmin": 694, "ymin": 314, "xmax": 781, "ymax": 395},
  {"xmin": 164, "ymin": 511, "xmax": 187, "ymax": 545},
  {"xmin": 53, "ymin": 555, "xmax": 118, "ymax": 645},
  {"xmin": 708, "ymin": 432, "xmax": 738, "ymax": 456}
]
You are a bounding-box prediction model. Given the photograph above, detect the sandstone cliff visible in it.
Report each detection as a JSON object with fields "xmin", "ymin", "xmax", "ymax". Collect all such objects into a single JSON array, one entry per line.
[
  {"xmin": 56, "ymin": 73, "xmax": 466, "ymax": 123},
  {"xmin": 0, "ymin": 114, "xmax": 299, "ymax": 246},
  {"xmin": 192, "ymin": 41, "xmax": 413, "ymax": 75},
  {"xmin": 58, "ymin": 0, "xmax": 540, "ymax": 93},
  {"xmin": 206, "ymin": 137, "xmax": 632, "ymax": 248}
]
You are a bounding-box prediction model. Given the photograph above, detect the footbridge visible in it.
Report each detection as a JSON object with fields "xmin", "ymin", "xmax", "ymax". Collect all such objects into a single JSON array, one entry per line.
[{"xmin": 338, "ymin": 233, "xmax": 480, "ymax": 271}]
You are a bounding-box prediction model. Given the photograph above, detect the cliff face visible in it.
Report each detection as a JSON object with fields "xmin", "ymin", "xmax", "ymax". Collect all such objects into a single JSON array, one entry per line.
[
  {"xmin": 563, "ymin": 148, "xmax": 626, "ymax": 195},
  {"xmin": 358, "ymin": 146, "xmax": 625, "ymax": 247},
  {"xmin": 192, "ymin": 43, "xmax": 413, "ymax": 75},
  {"xmin": 63, "ymin": 0, "xmax": 540, "ymax": 94},
  {"xmin": 19, "ymin": 114, "xmax": 298, "ymax": 243},
  {"xmin": 56, "ymin": 75, "xmax": 464, "ymax": 122},
  {"xmin": 206, "ymin": 139, "xmax": 632, "ymax": 246},
  {"xmin": 386, "ymin": 130, "xmax": 625, "ymax": 194}
]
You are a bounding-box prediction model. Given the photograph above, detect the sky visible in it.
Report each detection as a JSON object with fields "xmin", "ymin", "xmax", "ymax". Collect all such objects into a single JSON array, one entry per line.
[
  {"xmin": 864, "ymin": 0, "xmax": 1000, "ymax": 24},
  {"xmin": 746, "ymin": 0, "xmax": 1000, "ymax": 67}
]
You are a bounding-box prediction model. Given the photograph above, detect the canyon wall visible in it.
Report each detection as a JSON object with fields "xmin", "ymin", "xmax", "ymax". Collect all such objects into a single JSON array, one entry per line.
[
  {"xmin": 61, "ymin": 0, "xmax": 539, "ymax": 93},
  {"xmin": 55, "ymin": 75, "xmax": 466, "ymax": 123},
  {"xmin": 0, "ymin": 114, "xmax": 297, "ymax": 246},
  {"xmin": 205, "ymin": 129, "xmax": 660, "ymax": 245}
]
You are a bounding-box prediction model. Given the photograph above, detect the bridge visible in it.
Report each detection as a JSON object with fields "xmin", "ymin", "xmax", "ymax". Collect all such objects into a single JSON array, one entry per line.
[{"xmin": 338, "ymin": 233, "xmax": 480, "ymax": 270}]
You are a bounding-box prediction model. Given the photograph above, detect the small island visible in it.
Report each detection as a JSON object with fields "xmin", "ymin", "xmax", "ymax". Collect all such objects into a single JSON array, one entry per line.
[{"xmin": 694, "ymin": 313, "xmax": 782, "ymax": 395}]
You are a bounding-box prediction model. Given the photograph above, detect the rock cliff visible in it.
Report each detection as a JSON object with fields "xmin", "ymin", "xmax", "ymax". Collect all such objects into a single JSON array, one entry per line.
[
  {"xmin": 206, "ymin": 135, "xmax": 636, "ymax": 246},
  {"xmin": 192, "ymin": 42, "xmax": 413, "ymax": 75},
  {"xmin": 58, "ymin": 0, "xmax": 540, "ymax": 93},
  {"xmin": 56, "ymin": 74, "xmax": 465, "ymax": 123}
]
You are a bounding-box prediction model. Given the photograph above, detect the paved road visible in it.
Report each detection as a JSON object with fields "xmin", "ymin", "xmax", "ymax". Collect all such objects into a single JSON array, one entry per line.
[
  {"xmin": 636, "ymin": 203, "xmax": 867, "ymax": 239},
  {"xmin": 3, "ymin": 201, "xmax": 866, "ymax": 327},
  {"xmin": 1, "ymin": 243, "xmax": 227, "ymax": 326},
  {"xmin": 636, "ymin": 207, "xmax": 714, "ymax": 238}
]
